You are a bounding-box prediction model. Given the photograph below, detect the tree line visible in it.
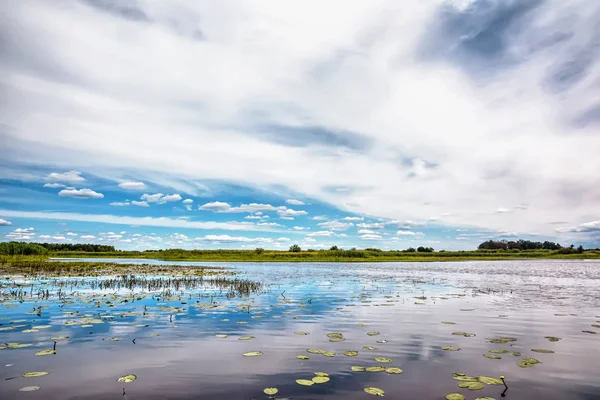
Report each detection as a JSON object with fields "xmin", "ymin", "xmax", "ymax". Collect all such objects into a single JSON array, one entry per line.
[
  {"xmin": 478, "ymin": 239, "xmax": 585, "ymax": 253},
  {"xmin": 0, "ymin": 242, "xmax": 115, "ymax": 255}
]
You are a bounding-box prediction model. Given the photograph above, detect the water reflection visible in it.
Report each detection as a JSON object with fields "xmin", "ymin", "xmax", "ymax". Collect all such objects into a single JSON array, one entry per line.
[{"xmin": 1, "ymin": 259, "xmax": 599, "ymax": 399}]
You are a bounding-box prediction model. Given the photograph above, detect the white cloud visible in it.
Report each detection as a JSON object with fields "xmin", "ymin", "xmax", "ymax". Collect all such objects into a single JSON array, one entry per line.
[
  {"xmin": 141, "ymin": 193, "xmax": 164, "ymax": 203},
  {"xmin": 195, "ymin": 235, "xmax": 273, "ymax": 243},
  {"xmin": 396, "ymin": 230, "xmax": 416, "ymax": 236},
  {"xmin": 276, "ymin": 237, "xmax": 291, "ymax": 242},
  {"xmin": 80, "ymin": 235, "xmax": 96, "ymax": 239},
  {"xmin": 39, "ymin": 235, "xmax": 51, "ymax": 239},
  {"xmin": 286, "ymin": 199, "xmax": 305, "ymax": 205},
  {"xmin": 357, "ymin": 222, "xmax": 385, "ymax": 229},
  {"xmin": 0, "ymin": 209, "xmax": 281, "ymax": 231},
  {"xmin": 293, "ymin": 226, "xmax": 308, "ymax": 230},
  {"xmin": 182, "ymin": 199, "xmax": 194, "ymax": 204},
  {"xmin": 14, "ymin": 227, "xmax": 35, "ymax": 233},
  {"xmin": 66, "ymin": 232, "xmax": 77, "ymax": 236},
  {"xmin": 132, "ymin": 233, "xmax": 142, "ymax": 237},
  {"xmin": 557, "ymin": 220, "xmax": 600, "ymax": 233},
  {"xmin": 306, "ymin": 230, "xmax": 333, "ymax": 237},
  {"xmin": 159, "ymin": 193, "xmax": 182, "ymax": 203},
  {"xmin": 46, "ymin": 171, "xmax": 85, "ymax": 183},
  {"xmin": 0, "ymin": 218, "xmax": 12, "ymax": 226},
  {"xmin": 280, "ymin": 216, "xmax": 295, "ymax": 220},
  {"xmin": 360, "ymin": 234, "xmax": 382, "ymax": 240},
  {"xmin": 229, "ymin": 203, "xmax": 279, "ymax": 213},
  {"xmin": 43, "ymin": 183, "xmax": 65, "ymax": 188},
  {"xmin": 496, "ymin": 208, "xmax": 512, "ymax": 214},
  {"xmin": 5, "ymin": 227, "xmax": 35, "ymax": 240},
  {"xmin": 245, "ymin": 215, "xmax": 262, "ymax": 220},
  {"xmin": 58, "ymin": 188, "xmax": 104, "ymax": 199},
  {"xmin": 257, "ymin": 222, "xmax": 282, "ymax": 227},
  {"xmin": 312, "ymin": 216, "xmax": 328, "ymax": 221},
  {"xmin": 52, "ymin": 235, "xmax": 66, "ymax": 240},
  {"xmin": 343, "ymin": 216, "xmax": 364, "ymax": 221},
  {"xmin": 317, "ymin": 220, "xmax": 353, "ymax": 231},
  {"xmin": 118, "ymin": 181, "xmax": 146, "ymax": 190},
  {"xmin": 131, "ymin": 201, "xmax": 149, "ymax": 207},
  {"xmin": 278, "ymin": 208, "xmax": 307, "ymax": 217},
  {"xmin": 110, "ymin": 201, "xmax": 130, "ymax": 206},
  {"xmin": 199, "ymin": 201, "xmax": 232, "ymax": 211},
  {"xmin": 358, "ymin": 229, "xmax": 375, "ymax": 234}
]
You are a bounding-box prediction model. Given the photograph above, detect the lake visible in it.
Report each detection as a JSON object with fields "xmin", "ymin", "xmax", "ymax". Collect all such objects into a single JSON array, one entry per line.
[{"xmin": 1, "ymin": 259, "xmax": 599, "ymax": 399}]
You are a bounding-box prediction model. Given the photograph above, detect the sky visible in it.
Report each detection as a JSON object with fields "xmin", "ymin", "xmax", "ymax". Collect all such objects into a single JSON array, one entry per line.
[{"xmin": 1, "ymin": 0, "xmax": 599, "ymax": 250}]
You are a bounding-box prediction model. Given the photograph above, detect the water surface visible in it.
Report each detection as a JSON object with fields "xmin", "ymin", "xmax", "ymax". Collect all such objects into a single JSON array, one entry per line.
[{"xmin": 1, "ymin": 259, "xmax": 599, "ymax": 399}]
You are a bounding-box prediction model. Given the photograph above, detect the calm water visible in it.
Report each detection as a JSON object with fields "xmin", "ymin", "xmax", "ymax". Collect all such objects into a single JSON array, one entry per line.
[{"xmin": 1, "ymin": 259, "xmax": 600, "ymax": 400}]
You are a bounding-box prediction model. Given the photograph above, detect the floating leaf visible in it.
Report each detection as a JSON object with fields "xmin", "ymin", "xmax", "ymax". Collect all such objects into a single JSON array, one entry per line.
[
  {"xmin": 52, "ymin": 336, "xmax": 69, "ymax": 340},
  {"xmin": 364, "ymin": 387, "xmax": 385, "ymax": 396},
  {"xmin": 307, "ymin": 349, "xmax": 322, "ymax": 354},
  {"xmin": 593, "ymin": 325, "xmax": 600, "ymax": 329},
  {"xmin": 452, "ymin": 332, "xmax": 476, "ymax": 337},
  {"xmin": 453, "ymin": 375, "xmax": 479, "ymax": 382},
  {"xmin": 544, "ymin": 336, "xmax": 561, "ymax": 342},
  {"xmin": 511, "ymin": 351, "xmax": 521, "ymax": 357},
  {"xmin": 517, "ymin": 358, "xmax": 540, "ymax": 368},
  {"xmin": 238, "ymin": 336, "xmax": 255, "ymax": 340},
  {"xmin": 385, "ymin": 367, "xmax": 403, "ymax": 374},
  {"xmin": 264, "ymin": 387, "xmax": 278, "ymax": 395},
  {"xmin": 357, "ymin": 323, "xmax": 367, "ymax": 326},
  {"xmin": 375, "ymin": 357, "xmax": 392, "ymax": 363},
  {"xmin": 109, "ymin": 337, "xmax": 120, "ymax": 341},
  {"xmin": 483, "ymin": 354, "xmax": 502, "ymax": 359},
  {"xmin": 215, "ymin": 334, "xmax": 228, "ymax": 338},
  {"xmin": 367, "ymin": 332, "xmax": 380, "ymax": 336},
  {"xmin": 376, "ymin": 340, "xmax": 388, "ymax": 344},
  {"xmin": 489, "ymin": 349, "xmax": 510, "ymax": 354},
  {"xmin": 442, "ymin": 346, "xmax": 461, "ymax": 351},
  {"xmin": 351, "ymin": 366, "xmax": 366, "ymax": 372},
  {"xmin": 366, "ymin": 366, "xmax": 385, "ymax": 372},
  {"xmin": 7, "ymin": 343, "xmax": 33, "ymax": 349},
  {"xmin": 446, "ymin": 394, "xmax": 465, "ymax": 400},
  {"xmin": 23, "ymin": 372, "xmax": 49, "ymax": 378},
  {"xmin": 35, "ymin": 350, "xmax": 56, "ymax": 356},
  {"xmin": 460, "ymin": 308, "xmax": 475, "ymax": 311},
  {"xmin": 458, "ymin": 381, "xmax": 484, "ymax": 390},
  {"xmin": 363, "ymin": 346, "xmax": 377, "ymax": 351},
  {"xmin": 117, "ymin": 374, "xmax": 137, "ymax": 383},
  {"xmin": 32, "ymin": 325, "xmax": 51, "ymax": 329},
  {"xmin": 531, "ymin": 349, "xmax": 554, "ymax": 354},
  {"xmin": 478, "ymin": 376, "xmax": 503, "ymax": 385},
  {"xmin": 582, "ymin": 330, "xmax": 596, "ymax": 334},
  {"xmin": 489, "ymin": 337, "xmax": 517, "ymax": 344},
  {"xmin": 296, "ymin": 355, "xmax": 310, "ymax": 360},
  {"xmin": 296, "ymin": 379, "xmax": 314, "ymax": 386},
  {"xmin": 294, "ymin": 331, "xmax": 309, "ymax": 335},
  {"xmin": 312, "ymin": 376, "xmax": 330, "ymax": 384},
  {"xmin": 344, "ymin": 351, "xmax": 359, "ymax": 357},
  {"xmin": 242, "ymin": 351, "xmax": 263, "ymax": 357},
  {"xmin": 442, "ymin": 321, "xmax": 456, "ymax": 325},
  {"xmin": 314, "ymin": 372, "xmax": 329, "ymax": 377},
  {"xmin": 19, "ymin": 386, "xmax": 40, "ymax": 391}
]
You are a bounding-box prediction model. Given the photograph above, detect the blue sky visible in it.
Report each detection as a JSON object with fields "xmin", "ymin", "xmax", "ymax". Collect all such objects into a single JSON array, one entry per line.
[{"xmin": 1, "ymin": 0, "xmax": 599, "ymax": 250}]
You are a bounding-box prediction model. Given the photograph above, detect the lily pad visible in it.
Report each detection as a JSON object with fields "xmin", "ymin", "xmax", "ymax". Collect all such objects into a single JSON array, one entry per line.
[
  {"xmin": 452, "ymin": 332, "xmax": 476, "ymax": 337},
  {"xmin": 242, "ymin": 351, "xmax": 263, "ymax": 357},
  {"xmin": 363, "ymin": 346, "xmax": 377, "ymax": 351},
  {"xmin": 442, "ymin": 321, "xmax": 456, "ymax": 325},
  {"xmin": 531, "ymin": 348, "xmax": 554, "ymax": 354},
  {"xmin": 375, "ymin": 357, "xmax": 392, "ymax": 363},
  {"xmin": 376, "ymin": 340, "xmax": 388, "ymax": 344},
  {"xmin": 296, "ymin": 355, "xmax": 310, "ymax": 360},
  {"xmin": 312, "ymin": 376, "xmax": 330, "ymax": 384},
  {"xmin": 517, "ymin": 358, "xmax": 540, "ymax": 368},
  {"xmin": 51, "ymin": 336, "xmax": 69, "ymax": 340},
  {"xmin": 442, "ymin": 346, "xmax": 461, "ymax": 351},
  {"xmin": 458, "ymin": 381, "xmax": 484, "ymax": 390},
  {"xmin": 7, "ymin": 343, "xmax": 33, "ymax": 349},
  {"xmin": 344, "ymin": 351, "xmax": 359, "ymax": 356},
  {"xmin": 238, "ymin": 336, "xmax": 255, "ymax": 340},
  {"xmin": 489, "ymin": 349, "xmax": 510, "ymax": 354},
  {"xmin": 385, "ymin": 367, "xmax": 403, "ymax": 374},
  {"xmin": 307, "ymin": 349, "xmax": 321, "ymax": 354},
  {"xmin": 489, "ymin": 337, "xmax": 517, "ymax": 344},
  {"xmin": 446, "ymin": 394, "xmax": 465, "ymax": 400},
  {"xmin": 352, "ymin": 366, "xmax": 366, "ymax": 372},
  {"xmin": 364, "ymin": 387, "xmax": 385, "ymax": 396},
  {"xmin": 23, "ymin": 372, "xmax": 49, "ymax": 378},
  {"xmin": 117, "ymin": 374, "xmax": 137, "ymax": 383},
  {"xmin": 582, "ymin": 330, "xmax": 597, "ymax": 334},
  {"xmin": 264, "ymin": 387, "xmax": 278, "ymax": 395},
  {"xmin": 294, "ymin": 331, "xmax": 309, "ymax": 335},
  {"xmin": 483, "ymin": 354, "xmax": 501, "ymax": 359},
  {"xmin": 366, "ymin": 366, "xmax": 386, "ymax": 372},
  {"xmin": 544, "ymin": 336, "xmax": 561, "ymax": 342},
  {"xmin": 478, "ymin": 376, "xmax": 503, "ymax": 385},
  {"xmin": 367, "ymin": 332, "xmax": 380, "ymax": 336},
  {"xmin": 314, "ymin": 372, "xmax": 329, "ymax": 377},
  {"xmin": 19, "ymin": 386, "xmax": 40, "ymax": 391},
  {"xmin": 35, "ymin": 350, "xmax": 56, "ymax": 356},
  {"xmin": 215, "ymin": 334, "xmax": 228, "ymax": 338},
  {"xmin": 296, "ymin": 379, "xmax": 314, "ymax": 386}
]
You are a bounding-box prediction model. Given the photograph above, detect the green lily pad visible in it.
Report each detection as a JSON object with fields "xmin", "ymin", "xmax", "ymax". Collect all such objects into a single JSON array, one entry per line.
[
  {"xmin": 344, "ymin": 351, "xmax": 359, "ymax": 356},
  {"xmin": 19, "ymin": 386, "xmax": 40, "ymax": 391},
  {"xmin": 385, "ymin": 367, "xmax": 403, "ymax": 374},
  {"xmin": 593, "ymin": 325, "xmax": 600, "ymax": 328},
  {"xmin": 489, "ymin": 337, "xmax": 517, "ymax": 343},
  {"xmin": 442, "ymin": 321, "xmax": 456, "ymax": 324},
  {"xmin": 442, "ymin": 346, "xmax": 461, "ymax": 351},
  {"xmin": 364, "ymin": 387, "xmax": 385, "ymax": 396},
  {"xmin": 489, "ymin": 349, "xmax": 510, "ymax": 354},
  {"xmin": 322, "ymin": 351, "xmax": 335, "ymax": 357},
  {"xmin": 363, "ymin": 346, "xmax": 377, "ymax": 351},
  {"xmin": 453, "ymin": 375, "xmax": 479, "ymax": 382},
  {"xmin": 460, "ymin": 308, "xmax": 475, "ymax": 311},
  {"xmin": 215, "ymin": 334, "xmax": 228, "ymax": 338},
  {"xmin": 517, "ymin": 358, "xmax": 540, "ymax": 368},
  {"xmin": 458, "ymin": 381, "xmax": 484, "ymax": 390},
  {"xmin": 582, "ymin": 330, "xmax": 596, "ymax": 334},
  {"xmin": 452, "ymin": 372, "xmax": 466, "ymax": 377},
  {"xmin": 531, "ymin": 348, "xmax": 554, "ymax": 354},
  {"xmin": 446, "ymin": 394, "xmax": 465, "ymax": 400},
  {"xmin": 314, "ymin": 372, "xmax": 329, "ymax": 377},
  {"xmin": 366, "ymin": 366, "xmax": 385, "ymax": 372},
  {"xmin": 294, "ymin": 331, "xmax": 309, "ymax": 335},
  {"xmin": 511, "ymin": 351, "xmax": 521, "ymax": 357},
  {"xmin": 483, "ymin": 354, "xmax": 502, "ymax": 359},
  {"xmin": 296, "ymin": 379, "xmax": 314, "ymax": 386},
  {"xmin": 452, "ymin": 332, "xmax": 476, "ymax": 337},
  {"xmin": 312, "ymin": 376, "xmax": 330, "ymax": 384},
  {"xmin": 35, "ymin": 350, "xmax": 56, "ymax": 356},
  {"xmin": 307, "ymin": 349, "xmax": 321, "ymax": 354},
  {"xmin": 375, "ymin": 357, "xmax": 392, "ymax": 363},
  {"xmin": 117, "ymin": 374, "xmax": 137, "ymax": 383},
  {"xmin": 7, "ymin": 343, "xmax": 33, "ymax": 349},
  {"xmin": 478, "ymin": 376, "xmax": 503, "ymax": 385},
  {"xmin": 351, "ymin": 366, "xmax": 366, "ymax": 372},
  {"xmin": 264, "ymin": 387, "xmax": 278, "ymax": 395},
  {"xmin": 238, "ymin": 336, "xmax": 255, "ymax": 340},
  {"xmin": 376, "ymin": 340, "xmax": 388, "ymax": 343},
  {"xmin": 544, "ymin": 336, "xmax": 561, "ymax": 342},
  {"xmin": 242, "ymin": 351, "xmax": 263, "ymax": 357},
  {"xmin": 23, "ymin": 372, "xmax": 49, "ymax": 378},
  {"xmin": 296, "ymin": 355, "xmax": 310, "ymax": 360},
  {"xmin": 367, "ymin": 332, "xmax": 380, "ymax": 336},
  {"xmin": 51, "ymin": 336, "xmax": 69, "ymax": 340}
]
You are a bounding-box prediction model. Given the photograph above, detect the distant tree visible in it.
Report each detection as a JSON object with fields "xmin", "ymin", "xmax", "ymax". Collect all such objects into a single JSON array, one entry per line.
[
  {"xmin": 255, "ymin": 247, "xmax": 264, "ymax": 254},
  {"xmin": 289, "ymin": 244, "xmax": 301, "ymax": 252},
  {"xmin": 417, "ymin": 246, "xmax": 434, "ymax": 252},
  {"xmin": 405, "ymin": 247, "xmax": 416, "ymax": 252},
  {"xmin": 329, "ymin": 245, "xmax": 339, "ymax": 251},
  {"xmin": 576, "ymin": 245, "xmax": 584, "ymax": 254}
]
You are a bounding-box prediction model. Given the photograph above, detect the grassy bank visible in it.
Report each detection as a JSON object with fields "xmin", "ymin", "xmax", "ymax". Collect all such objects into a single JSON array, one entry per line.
[{"xmin": 45, "ymin": 248, "xmax": 600, "ymax": 262}]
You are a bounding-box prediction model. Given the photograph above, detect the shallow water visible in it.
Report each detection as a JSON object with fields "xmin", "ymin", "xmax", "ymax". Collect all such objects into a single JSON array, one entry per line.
[{"xmin": 1, "ymin": 259, "xmax": 600, "ymax": 400}]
